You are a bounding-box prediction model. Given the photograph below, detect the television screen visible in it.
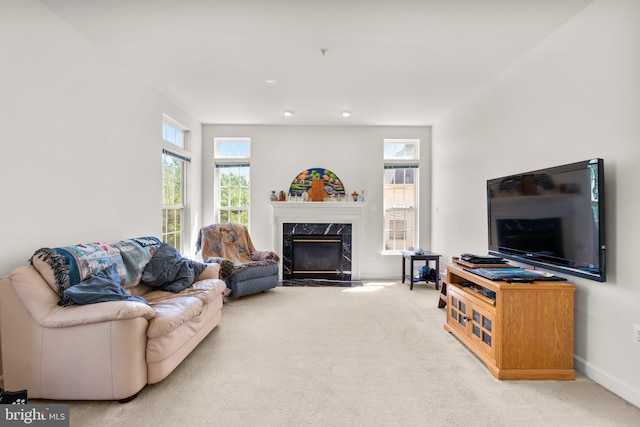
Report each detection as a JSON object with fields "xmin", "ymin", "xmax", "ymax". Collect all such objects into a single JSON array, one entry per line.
[{"xmin": 487, "ymin": 158, "xmax": 605, "ymax": 282}]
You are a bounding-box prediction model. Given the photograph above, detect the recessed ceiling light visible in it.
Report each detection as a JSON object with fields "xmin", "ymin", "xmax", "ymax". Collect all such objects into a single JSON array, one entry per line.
[
  {"xmin": 342, "ymin": 111, "xmax": 351, "ymax": 117},
  {"xmin": 265, "ymin": 80, "xmax": 276, "ymax": 84},
  {"xmin": 284, "ymin": 111, "xmax": 293, "ymax": 117}
]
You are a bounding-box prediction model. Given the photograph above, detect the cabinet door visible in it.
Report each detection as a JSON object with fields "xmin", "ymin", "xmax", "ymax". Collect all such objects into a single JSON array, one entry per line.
[
  {"xmin": 468, "ymin": 302, "xmax": 496, "ymax": 359},
  {"xmin": 447, "ymin": 287, "xmax": 469, "ymax": 336}
]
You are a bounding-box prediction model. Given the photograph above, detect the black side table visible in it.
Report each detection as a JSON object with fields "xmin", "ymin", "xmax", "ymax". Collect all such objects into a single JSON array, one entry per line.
[{"xmin": 401, "ymin": 251, "xmax": 441, "ymax": 291}]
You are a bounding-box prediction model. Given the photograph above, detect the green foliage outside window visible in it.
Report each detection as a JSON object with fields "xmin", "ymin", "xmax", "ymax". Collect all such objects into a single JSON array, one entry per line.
[
  {"xmin": 218, "ymin": 165, "xmax": 249, "ymax": 228},
  {"xmin": 220, "ymin": 209, "xmax": 249, "ymax": 225},
  {"xmin": 162, "ymin": 153, "xmax": 184, "ymax": 251},
  {"xmin": 162, "ymin": 208, "xmax": 181, "ymax": 249},
  {"xmin": 163, "ymin": 156, "xmax": 183, "ymax": 205}
]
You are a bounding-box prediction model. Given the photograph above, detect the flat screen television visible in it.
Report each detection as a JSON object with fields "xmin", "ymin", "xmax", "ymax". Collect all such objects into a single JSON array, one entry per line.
[{"xmin": 487, "ymin": 158, "xmax": 605, "ymax": 282}]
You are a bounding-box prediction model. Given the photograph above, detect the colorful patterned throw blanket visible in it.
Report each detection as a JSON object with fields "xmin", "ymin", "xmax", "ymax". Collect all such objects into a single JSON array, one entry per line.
[
  {"xmin": 196, "ymin": 223, "xmax": 278, "ymax": 279},
  {"xmin": 30, "ymin": 236, "xmax": 162, "ymax": 304},
  {"xmin": 55, "ymin": 236, "xmax": 161, "ymax": 289}
]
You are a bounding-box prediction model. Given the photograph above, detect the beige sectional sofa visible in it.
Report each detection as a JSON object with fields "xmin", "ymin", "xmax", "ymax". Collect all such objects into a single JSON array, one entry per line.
[{"xmin": 0, "ymin": 237, "xmax": 226, "ymax": 402}]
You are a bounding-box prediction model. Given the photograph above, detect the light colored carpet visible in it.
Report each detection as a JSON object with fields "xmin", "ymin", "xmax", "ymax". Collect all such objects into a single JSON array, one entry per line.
[{"xmin": 61, "ymin": 281, "xmax": 639, "ymax": 426}]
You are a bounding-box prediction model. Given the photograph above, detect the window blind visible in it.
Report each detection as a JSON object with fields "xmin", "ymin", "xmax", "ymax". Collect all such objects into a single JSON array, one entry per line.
[
  {"xmin": 162, "ymin": 148, "xmax": 190, "ymax": 163},
  {"xmin": 384, "ymin": 164, "xmax": 418, "ymax": 169},
  {"xmin": 215, "ymin": 163, "xmax": 250, "ymax": 168}
]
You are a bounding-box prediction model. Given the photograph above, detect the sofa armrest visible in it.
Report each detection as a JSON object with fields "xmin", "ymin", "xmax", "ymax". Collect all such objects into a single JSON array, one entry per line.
[
  {"xmin": 38, "ymin": 301, "xmax": 155, "ymax": 328},
  {"xmin": 253, "ymin": 250, "xmax": 280, "ymax": 262},
  {"xmin": 4, "ymin": 265, "xmax": 155, "ymax": 328},
  {"xmin": 196, "ymin": 262, "xmax": 220, "ymax": 281},
  {"xmin": 204, "ymin": 257, "xmax": 234, "ymax": 278}
]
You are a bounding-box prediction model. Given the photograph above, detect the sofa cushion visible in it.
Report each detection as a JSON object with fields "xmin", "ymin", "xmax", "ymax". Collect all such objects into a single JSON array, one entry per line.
[
  {"xmin": 147, "ymin": 296, "xmax": 203, "ymax": 339},
  {"xmin": 61, "ymin": 264, "xmax": 148, "ymax": 306},
  {"xmin": 144, "ymin": 279, "xmax": 223, "ymax": 306},
  {"xmin": 128, "ymin": 283, "xmax": 153, "ymax": 297}
]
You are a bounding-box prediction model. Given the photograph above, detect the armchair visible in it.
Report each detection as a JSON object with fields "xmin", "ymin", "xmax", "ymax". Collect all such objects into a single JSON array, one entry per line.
[{"xmin": 196, "ymin": 223, "xmax": 279, "ymax": 298}]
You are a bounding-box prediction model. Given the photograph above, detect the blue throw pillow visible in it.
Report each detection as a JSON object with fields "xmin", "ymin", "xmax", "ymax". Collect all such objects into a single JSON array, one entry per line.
[{"xmin": 61, "ymin": 263, "xmax": 147, "ymax": 306}]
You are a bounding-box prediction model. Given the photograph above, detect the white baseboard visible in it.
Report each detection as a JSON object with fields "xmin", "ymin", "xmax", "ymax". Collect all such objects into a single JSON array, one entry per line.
[{"xmin": 575, "ymin": 355, "xmax": 640, "ymax": 408}]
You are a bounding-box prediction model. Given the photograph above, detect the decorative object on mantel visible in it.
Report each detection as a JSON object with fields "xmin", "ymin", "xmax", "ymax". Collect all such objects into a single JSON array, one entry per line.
[
  {"xmin": 309, "ymin": 179, "xmax": 326, "ymax": 201},
  {"xmin": 351, "ymin": 191, "xmax": 359, "ymax": 202},
  {"xmin": 278, "ymin": 191, "xmax": 287, "ymax": 201},
  {"xmin": 269, "ymin": 190, "xmax": 277, "ymax": 202},
  {"xmin": 289, "ymin": 168, "xmax": 345, "ymax": 201}
]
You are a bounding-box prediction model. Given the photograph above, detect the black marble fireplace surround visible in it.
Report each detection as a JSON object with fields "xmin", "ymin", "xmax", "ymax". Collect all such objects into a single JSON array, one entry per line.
[{"xmin": 282, "ymin": 223, "xmax": 352, "ymax": 281}]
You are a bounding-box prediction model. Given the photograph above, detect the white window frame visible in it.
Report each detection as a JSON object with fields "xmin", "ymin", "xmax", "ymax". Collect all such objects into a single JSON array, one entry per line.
[
  {"xmin": 383, "ymin": 139, "xmax": 420, "ymax": 254},
  {"xmin": 214, "ymin": 138, "xmax": 251, "ymax": 228},
  {"xmin": 162, "ymin": 115, "xmax": 191, "ymax": 252}
]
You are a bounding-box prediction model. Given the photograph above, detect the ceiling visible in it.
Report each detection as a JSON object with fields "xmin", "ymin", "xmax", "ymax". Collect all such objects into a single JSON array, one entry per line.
[{"xmin": 40, "ymin": 0, "xmax": 593, "ymax": 126}]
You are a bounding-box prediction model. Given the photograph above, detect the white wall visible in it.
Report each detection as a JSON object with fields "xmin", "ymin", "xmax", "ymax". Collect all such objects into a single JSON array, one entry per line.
[
  {"xmin": 202, "ymin": 125, "xmax": 431, "ymax": 279},
  {"xmin": 0, "ymin": 0, "xmax": 203, "ymax": 276},
  {"xmin": 432, "ymin": 0, "xmax": 640, "ymax": 407}
]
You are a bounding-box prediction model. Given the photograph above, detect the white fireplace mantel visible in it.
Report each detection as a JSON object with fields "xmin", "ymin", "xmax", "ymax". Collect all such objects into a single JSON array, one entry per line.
[{"xmin": 271, "ymin": 201, "xmax": 367, "ymax": 279}]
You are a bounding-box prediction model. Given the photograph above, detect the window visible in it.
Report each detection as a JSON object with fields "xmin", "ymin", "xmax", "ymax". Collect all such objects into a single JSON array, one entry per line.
[
  {"xmin": 383, "ymin": 139, "xmax": 419, "ymax": 252},
  {"xmin": 163, "ymin": 120, "xmax": 184, "ymax": 148},
  {"xmin": 384, "ymin": 140, "xmax": 416, "ymax": 160},
  {"xmin": 162, "ymin": 116, "xmax": 190, "ymax": 252},
  {"xmin": 214, "ymin": 138, "xmax": 250, "ymax": 228},
  {"xmin": 389, "ymin": 219, "xmax": 407, "ymax": 240}
]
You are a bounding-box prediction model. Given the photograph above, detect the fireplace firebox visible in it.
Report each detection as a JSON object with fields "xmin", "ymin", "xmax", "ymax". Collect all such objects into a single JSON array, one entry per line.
[{"xmin": 292, "ymin": 235, "xmax": 343, "ymax": 279}]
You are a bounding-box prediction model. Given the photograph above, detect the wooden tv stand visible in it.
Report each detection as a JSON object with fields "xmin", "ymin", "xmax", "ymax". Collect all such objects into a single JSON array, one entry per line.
[{"xmin": 444, "ymin": 262, "xmax": 576, "ymax": 380}]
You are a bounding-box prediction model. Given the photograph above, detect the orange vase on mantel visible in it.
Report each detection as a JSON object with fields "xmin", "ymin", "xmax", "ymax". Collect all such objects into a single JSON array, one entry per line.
[{"xmin": 309, "ymin": 179, "xmax": 326, "ymax": 202}]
